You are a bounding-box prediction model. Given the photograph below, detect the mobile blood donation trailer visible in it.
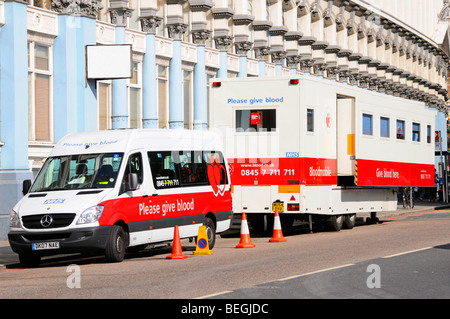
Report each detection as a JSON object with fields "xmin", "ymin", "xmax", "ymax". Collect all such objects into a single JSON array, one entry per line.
[
  {"xmin": 8, "ymin": 129, "xmax": 232, "ymax": 266},
  {"xmin": 209, "ymin": 75, "xmax": 435, "ymax": 233}
]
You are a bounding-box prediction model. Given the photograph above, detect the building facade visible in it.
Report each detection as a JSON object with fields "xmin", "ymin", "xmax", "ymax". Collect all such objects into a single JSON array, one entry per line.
[{"xmin": 0, "ymin": 0, "xmax": 449, "ymax": 238}]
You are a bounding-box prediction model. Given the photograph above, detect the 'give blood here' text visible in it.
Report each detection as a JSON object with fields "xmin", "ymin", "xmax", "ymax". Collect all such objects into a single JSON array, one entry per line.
[{"xmin": 139, "ymin": 198, "xmax": 195, "ymax": 217}]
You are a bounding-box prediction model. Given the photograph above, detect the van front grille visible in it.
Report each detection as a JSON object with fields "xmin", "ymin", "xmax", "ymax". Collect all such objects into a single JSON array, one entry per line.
[{"xmin": 22, "ymin": 214, "xmax": 76, "ymax": 229}]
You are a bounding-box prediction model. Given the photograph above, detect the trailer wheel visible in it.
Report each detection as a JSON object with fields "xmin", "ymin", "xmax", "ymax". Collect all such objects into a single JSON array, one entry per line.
[
  {"xmin": 343, "ymin": 214, "xmax": 356, "ymax": 229},
  {"xmin": 326, "ymin": 215, "xmax": 344, "ymax": 231},
  {"xmin": 105, "ymin": 225, "xmax": 127, "ymax": 262}
]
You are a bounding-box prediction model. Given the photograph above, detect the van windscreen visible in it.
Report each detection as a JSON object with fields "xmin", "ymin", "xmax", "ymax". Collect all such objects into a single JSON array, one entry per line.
[{"xmin": 30, "ymin": 153, "xmax": 124, "ymax": 192}]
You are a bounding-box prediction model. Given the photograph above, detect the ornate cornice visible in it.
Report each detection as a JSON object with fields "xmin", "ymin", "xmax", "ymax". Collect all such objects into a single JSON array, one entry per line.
[
  {"xmin": 51, "ymin": 0, "xmax": 104, "ymax": 18},
  {"xmin": 189, "ymin": 0, "xmax": 214, "ymax": 12},
  {"xmin": 212, "ymin": 8, "xmax": 234, "ymax": 19}
]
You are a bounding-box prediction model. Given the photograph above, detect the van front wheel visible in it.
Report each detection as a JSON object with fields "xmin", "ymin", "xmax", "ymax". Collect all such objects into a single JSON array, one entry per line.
[{"xmin": 105, "ymin": 225, "xmax": 127, "ymax": 262}]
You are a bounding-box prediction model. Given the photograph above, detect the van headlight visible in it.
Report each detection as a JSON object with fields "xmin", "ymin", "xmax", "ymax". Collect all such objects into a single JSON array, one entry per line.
[
  {"xmin": 10, "ymin": 210, "xmax": 21, "ymax": 228},
  {"xmin": 77, "ymin": 206, "xmax": 104, "ymax": 225}
]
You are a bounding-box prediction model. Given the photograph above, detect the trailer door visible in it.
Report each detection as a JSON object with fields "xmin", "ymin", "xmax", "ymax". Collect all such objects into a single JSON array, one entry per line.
[{"xmin": 337, "ymin": 96, "xmax": 356, "ymax": 182}]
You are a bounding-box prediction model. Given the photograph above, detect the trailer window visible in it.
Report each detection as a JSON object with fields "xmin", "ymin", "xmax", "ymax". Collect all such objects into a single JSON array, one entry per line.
[
  {"xmin": 380, "ymin": 117, "xmax": 390, "ymax": 138},
  {"xmin": 427, "ymin": 125, "xmax": 432, "ymax": 143},
  {"xmin": 362, "ymin": 114, "xmax": 373, "ymax": 136},
  {"xmin": 236, "ymin": 109, "xmax": 276, "ymax": 132},
  {"xmin": 412, "ymin": 123, "xmax": 420, "ymax": 142},
  {"xmin": 307, "ymin": 109, "xmax": 314, "ymax": 132},
  {"xmin": 397, "ymin": 120, "xmax": 405, "ymax": 140}
]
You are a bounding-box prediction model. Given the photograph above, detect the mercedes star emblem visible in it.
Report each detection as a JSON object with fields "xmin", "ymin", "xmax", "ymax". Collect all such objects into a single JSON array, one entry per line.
[{"xmin": 40, "ymin": 215, "xmax": 53, "ymax": 228}]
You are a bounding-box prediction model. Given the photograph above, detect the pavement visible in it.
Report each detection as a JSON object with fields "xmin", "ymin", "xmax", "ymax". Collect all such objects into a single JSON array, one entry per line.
[{"xmin": 1, "ymin": 201, "xmax": 449, "ymax": 270}]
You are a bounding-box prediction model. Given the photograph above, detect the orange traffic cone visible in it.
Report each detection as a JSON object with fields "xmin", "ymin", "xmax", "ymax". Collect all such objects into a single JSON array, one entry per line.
[
  {"xmin": 166, "ymin": 225, "xmax": 188, "ymax": 259},
  {"xmin": 236, "ymin": 212, "xmax": 256, "ymax": 248},
  {"xmin": 269, "ymin": 209, "xmax": 287, "ymax": 243}
]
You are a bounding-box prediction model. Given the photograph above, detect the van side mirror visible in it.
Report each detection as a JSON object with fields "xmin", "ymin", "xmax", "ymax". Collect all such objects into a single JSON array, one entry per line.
[
  {"xmin": 126, "ymin": 173, "xmax": 139, "ymax": 192},
  {"xmin": 22, "ymin": 179, "xmax": 32, "ymax": 196}
]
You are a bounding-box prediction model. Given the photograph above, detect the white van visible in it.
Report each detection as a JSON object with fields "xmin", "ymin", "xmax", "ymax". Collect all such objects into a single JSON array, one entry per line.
[{"xmin": 8, "ymin": 129, "xmax": 232, "ymax": 266}]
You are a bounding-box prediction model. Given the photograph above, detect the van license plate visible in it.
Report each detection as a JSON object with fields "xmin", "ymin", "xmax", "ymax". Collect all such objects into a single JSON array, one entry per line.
[
  {"xmin": 32, "ymin": 242, "xmax": 60, "ymax": 250},
  {"xmin": 273, "ymin": 201, "xmax": 284, "ymax": 213}
]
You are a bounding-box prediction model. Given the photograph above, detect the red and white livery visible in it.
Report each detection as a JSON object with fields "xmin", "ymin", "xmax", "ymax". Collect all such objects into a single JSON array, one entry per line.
[
  {"xmin": 209, "ymin": 75, "xmax": 435, "ymax": 232},
  {"xmin": 8, "ymin": 129, "xmax": 232, "ymax": 265}
]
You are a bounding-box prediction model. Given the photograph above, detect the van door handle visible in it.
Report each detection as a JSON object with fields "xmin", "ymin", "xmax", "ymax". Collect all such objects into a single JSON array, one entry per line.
[
  {"xmin": 142, "ymin": 195, "xmax": 149, "ymax": 198},
  {"xmin": 152, "ymin": 193, "xmax": 158, "ymax": 197}
]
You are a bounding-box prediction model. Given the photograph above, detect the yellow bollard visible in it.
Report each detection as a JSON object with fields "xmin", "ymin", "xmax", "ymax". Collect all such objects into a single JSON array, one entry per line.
[{"xmin": 193, "ymin": 225, "xmax": 213, "ymax": 255}]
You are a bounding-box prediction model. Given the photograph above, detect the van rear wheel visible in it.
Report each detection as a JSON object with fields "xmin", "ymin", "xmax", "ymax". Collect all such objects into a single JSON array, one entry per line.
[
  {"xmin": 105, "ymin": 225, "xmax": 127, "ymax": 262},
  {"xmin": 203, "ymin": 217, "xmax": 216, "ymax": 249}
]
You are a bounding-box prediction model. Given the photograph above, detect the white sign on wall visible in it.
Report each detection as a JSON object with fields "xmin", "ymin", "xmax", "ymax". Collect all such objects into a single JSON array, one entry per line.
[{"xmin": 86, "ymin": 44, "xmax": 132, "ymax": 80}]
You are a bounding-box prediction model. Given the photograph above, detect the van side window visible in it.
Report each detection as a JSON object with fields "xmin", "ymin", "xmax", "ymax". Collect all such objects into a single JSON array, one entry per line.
[
  {"xmin": 124, "ymin": 152, "xmax": 144, "ymax": 185},
  {"xmin": 148, "ymin": 151, "xmax": 181, "ymax": 189},
  {"xmin": 179, "ymin": 151, "xmax": 207, "ymax": 186}
]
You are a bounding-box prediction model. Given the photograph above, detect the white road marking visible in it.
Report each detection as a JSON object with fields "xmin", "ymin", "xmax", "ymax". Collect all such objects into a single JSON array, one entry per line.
[
  {"xmin": 382, "ymin": 247, "xmax": 432, "ymax": 259},
  {"xmin": 195, "ymin": 291, "xmax": 233, "ymax": 299},
  {"xmin": 276, "ymin": 264, "xmax": 356, "ymax": 282}
]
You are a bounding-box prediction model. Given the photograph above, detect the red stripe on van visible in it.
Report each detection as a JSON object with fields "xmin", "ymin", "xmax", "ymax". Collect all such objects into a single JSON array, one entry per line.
[{"xmin": 97, "ymin": 190, "xmax": 232, "ymax": 226}]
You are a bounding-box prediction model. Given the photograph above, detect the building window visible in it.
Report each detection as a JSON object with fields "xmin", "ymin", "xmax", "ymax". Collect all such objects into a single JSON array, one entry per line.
[
  {"xmin": 28, "ymin": 42, "xmax": 53, "ymax": 142},
  {"xmin": 380, "ymin": 117, "xmax": 390, "ymax": 138},
  {"xmin": 157, "ymin": 0, "xmax": 167, "ymax": 37},
  {"xmin": 158, "ymin": 65, "xmax": 168, "ymax": 128},
  {"xmin": 412, "ymin": 122, "xmax": 420, "ymax": 142},
  {"xmin": 396, "ymin": 120, "xmax": 405, "ymax": 140},
  {"xmin": 128, "ymin": 0, "xmax": 141, "ymax": 30},
  {"xmin": 129, "ymin": 61, "xmax": 142, "ymax": 129},
  {"xmin": 205, "ymin": 10, "xmax": 213, "ymax": 48},
  {"xmin": 182, "ymin": 1, "xmax": 191, "ymax": 42},
  {"xmin": 362, "ymin": 113, "xmax": 373, "ymax": 136},
  {"xmin": 183, "ymin": 70, "xmax": 193, "ymax": 129},
  {"xmin": 98, "ymin": 81, "xmax": 111, "ymax": 130},
  {"xmin": 97, "ymin": 0, "xmax": 109, "ymax": 22},
  {"xmin": 206, "ymin": 73, "xmax": 215, "ymax": 128},
  {"xmin": 307, "ymin": 108, "xmax": 314, "ymax": 132},
  {"xmin": 30, "ymin": 0, "xmax": 51, "ymax": 10}
]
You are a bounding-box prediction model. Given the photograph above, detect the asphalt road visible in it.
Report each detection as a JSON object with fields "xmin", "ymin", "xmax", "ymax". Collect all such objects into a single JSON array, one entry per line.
[{"xmin": 1, "ymin": 209, "xmax": 449, "ymax": 301}]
